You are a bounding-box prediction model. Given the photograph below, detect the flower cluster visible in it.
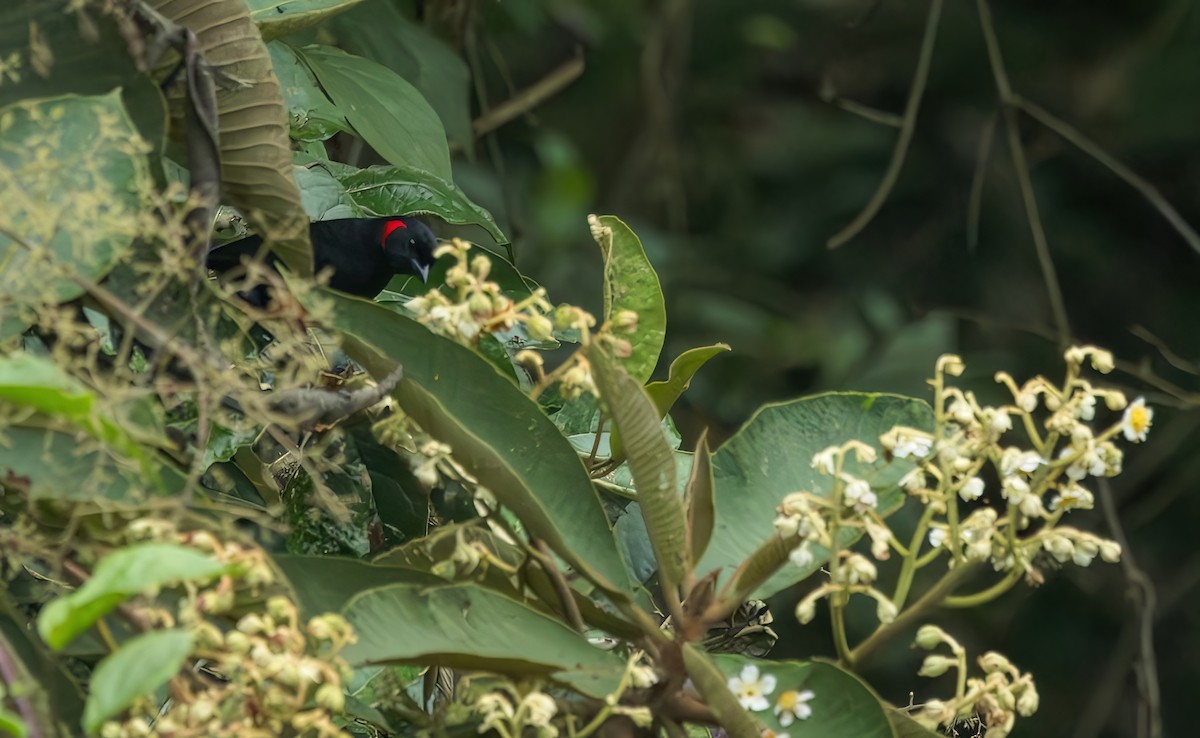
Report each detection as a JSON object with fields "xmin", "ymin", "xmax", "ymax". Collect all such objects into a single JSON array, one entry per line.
[
  {"xmin": 913, "ymin": 626, "xmax": 1038, "ymax": 738},
  {"xmin": 774, "ymin": 440, "xmax": 900, "ymax": 626},
  {"xmin": 405, "ymin": 237, "xmax": 561, "ymax": 345},
  {"xmin": 886, "ymin": 347, "xmax": 1137, "ymax": 577},
  {"xmin": 726, "ymin": 664, "xmax": 816, "ymax": 733},
  {"xmin": 98, "ymin": 520, "xmax": 356, "ymax": 738},
  {"xmin": 475, "ymin": 688, "xmax": 560, "ymax": 738}
]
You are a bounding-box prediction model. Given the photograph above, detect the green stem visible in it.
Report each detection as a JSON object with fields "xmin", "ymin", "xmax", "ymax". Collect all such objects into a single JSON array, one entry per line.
[
  {"xmin": 850, "ymin": 562, "xmax": 980, "ymax": 666},
  {"xmin": 831, "ymin": 591, "xmax": 853, "ymax": 666},
  {"xmin": 942, "ymin": 567, "xmax": 1023, "ymax": 608},
  {"xmin": 893, "ymin": 504, "xmax": 938, "ymax": 609}
]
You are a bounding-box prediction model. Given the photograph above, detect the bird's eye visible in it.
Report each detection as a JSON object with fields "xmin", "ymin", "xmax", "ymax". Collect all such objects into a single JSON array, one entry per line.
[{"xmin": 410, "ymin": 239, "xmax": 416, "ymax": 246}]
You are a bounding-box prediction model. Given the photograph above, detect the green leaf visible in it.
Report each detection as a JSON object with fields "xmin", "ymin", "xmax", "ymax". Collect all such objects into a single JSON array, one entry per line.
[
  {"xmin": 645, "ymin": 344, "xmax": 731, "ymax": 417},
  {"xmin": 686, "ymin": 431, "xmax": 716, "ymax": 565},
  {"xmin": 317, "ymin": 291, "xmax": 634, "ymax": 596},
  {"xmin": 0, "ymin": 706, "xmax": 26, "ymax": 738},
  {"xmin": 0, "ymin": 92, "xmax": 153, "ymax": 341},
  {"xmin": 588, "ymin": 348, "xmax": 687, "ymax": 591},
  {"xmin": 0, "ymin": 427, "xmax": 182, "ymax": 504},
  {"xmin": 38, "ymin": 544, "xmax": 225, "ymax": 650},
  {"xmin": 611, "ymin": 343, "xmax": 729, "ymax": 460},
  {"xmin": 707, "ymin": 654, "xmax": 895, "ymax": 738},
  {"xmin": 249, "ymin": 0, "xmax": 369, "ymax": 40},
  {"xmin": 0, "ymin": 353, "xmax": 159, "ymax": 467},
  {"xmin": 696, "ymin": 392, "xmax": 932, "ymax": 599},
  {"xmin": 330, "ymin": 0, "xmax": 474, "ymax": 148},
  {"xmin": 342, "ymin": 583, "xmax": 627, "ymax": 697},
  {"xmin": 593, "ymin": 216, "xmax": 666, "ymax": 383},
  {"xmin": 889, "ymin": 709, "xmax": 945, "ymax": 737},
  {"xmin": 680, "ymin": 645, "xmax": 760, "ymax": 738},
  {"xmin": 269, "ymin": 42, "xmax": 349, "ymax": 142},
  {"xmin": 326, "ymin": 162, "xmax": 505, "ymax": 243},
  {"xmin": 294, "ymin": 163, "xmax": 364, "ymax": 220},
  {"xmin": 297, "ymin": 44, "xmax": 453, "ymax": 181},
  {"xmin": 273, "ymin": 555, "xmax": 441, "ymax": 619},
  {"xmin": 82, "ymin": 629, "xmax": 194, "ymax": 733}
]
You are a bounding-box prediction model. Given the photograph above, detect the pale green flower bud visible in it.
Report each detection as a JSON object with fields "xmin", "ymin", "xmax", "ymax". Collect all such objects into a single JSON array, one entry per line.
[
  {"xmin": 237, "ymin": 613, "xmax": 265, "ymax": 635},
  {"xmin": 526, "ymin": 315, "xmax": 554, "ymax": 341},
  {"xmin": 978, "ymin": 651, "xmax": 1012, "ymax": 673},
  {"xmin": 1099, "ymin": 540, "xmax": 1122, "ymax": 563},
  {"xmin": 613, "ymin": 310, "xmax": 639, "ymax": 333},
  {"xmin": 316, "ymin": 683, "xmax": 346, "ymax": 713},
  {"xmin": 914, "ymin": 625, "xmax": 946, "ymax": 650},
  {"xmin": 1016, "ymin": 685, "xmax": 1040, "ymax": 716},
  {"xmin": 876, "ymin": 597, "xmax": 898, "ymax": 624},
  {"xmin": 918, "ymin": 654, "xmax": 956, "ymax": 678}
]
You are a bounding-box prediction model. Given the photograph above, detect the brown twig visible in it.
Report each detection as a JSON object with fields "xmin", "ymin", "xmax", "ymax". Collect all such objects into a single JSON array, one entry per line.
[
  {"xmin": 975, "ymin": 0, "xmax": 1071, "ymax": 349},
  {"xmin": 1097, "ymin": 478, "xmax": 1161, "ymax": 738},
  {"xmin": 827, "ymin": 0, "xmax": 944, "ymax": 249},
  {"xmin": 471, "ymin": 53, "xmax": 585, "ymax": 138},
  {"xmin": 531, "ymin": 539, "xmax": 586, "ymax": 634}
]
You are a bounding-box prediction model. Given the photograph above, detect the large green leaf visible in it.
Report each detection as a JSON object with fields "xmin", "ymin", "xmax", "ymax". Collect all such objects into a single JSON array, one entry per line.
[
  {"xmin": 269, "ymin": 41, "xmax": 349, "ymax": 142},
  {"xmin": 341, "ymin": 583, "xmax": 626, "ymax": 697},
  {"xmin": 594, "ymin": 216, "xmax": 666, "ymax": 383},
  {"xmin": 38, "ymin": 544, "xmax": 225, "ymax": 650},
  {"xmin": 297, "ymin": 44, "xmax": 453, "ymax": 181},
  {"xmin": 330, "ymin": 0, "xmax": 473, "ymax": 148},
  {"xmin": 0, "ymin": 92, "xmax": 152, "ymax": 341},
  {"xmin": 696, "ymin": 392, "xmax": 932, "ymax": 599},
  {"xmin": 317, "ymin": 291, "xmax": 634, "ymax": 596},
  {"xmin": 588, "ymin": 348, "xmax": 687, "ymax": 591},
  {"xmin": 336, "ymin": 164, "xmax": 506, "ymax": 244},
  {"xmin": 707, "ymin": 654, "xmax": 895, "ymax": 738},
  {"xmin": 294, "ymin": 163, "xmax": 364, "ymax": 220},
  {"xmin": 249, "ymin": 0, "xmax": 368, "ymax": 40},
  {"xmin": 82, "ymin": 629, "xmax": 194, "ymax": 733},
  {"xmin": 273, "ymin": 555, "xmax": 440, "ymax": 618}
]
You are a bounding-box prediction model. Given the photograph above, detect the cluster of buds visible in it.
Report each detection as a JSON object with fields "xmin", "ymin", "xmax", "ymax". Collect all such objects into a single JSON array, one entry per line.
[
  {"xmin": 881, "ymin": 347, "xmax": 1140, "ymax": 577},
  {"xmin": 405, "ymin": 238, "xmax": 558, "ymax": 345},
  {"xmin": 99, "ymin": 520, "xmax": 356, "ymax": 738},
  {"xmin": 775, "ymin": 441, "xmax": 900, "ymax": 626},
  {"xmin": 913, "ymin": 626, "xmax": 1038, "ymax": 738},
  {"xmin": 475, "ymin": 687, "xmax": 560, "ymax": 738}
]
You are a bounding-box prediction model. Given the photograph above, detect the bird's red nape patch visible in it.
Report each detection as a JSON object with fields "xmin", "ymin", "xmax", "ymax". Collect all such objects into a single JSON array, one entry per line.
[{"xmin": 380, "ymin": 219, "xmax": 408, "ymax": 250}]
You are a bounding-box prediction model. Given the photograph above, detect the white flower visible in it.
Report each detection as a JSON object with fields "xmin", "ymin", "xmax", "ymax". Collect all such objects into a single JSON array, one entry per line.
[
  {"xmin": 988, "ymin": 408, "xmax": 1013, "ymax": 434},
  {"xmin": 521, "ymin": 692, "xmax": 558, "ymax": 729},
  {"xmin": 928, "ymin": 527, "xmax": 947, "ymax": 549},
  {"xmin": 949, "ymin": 398, "xmax": 975, "ymax": 425},
  {"xmin": 1001, "ymin": 475, "xmax": 1029, "ymax": 504},
  {"xmin": 894, "ymin": 433, "xmax": 933, "ymax": 460},
  {"xmin": 773, "ymin": 513, "xmax": 800, "ymax": 539},
  {"xmin": 774, "ymin": 689, "xmax": 815, "ymax": 726},
  {"xmin": 1074, "ymin": 393, "xmax": 1096, "ymax": 421},
  {"xmin": 960, "ymin": 476, "xmax": 985, "ymax": 502},
  {"xmin": 1099, "ymin": 540, "xmax": 1122, "ymax": 562},
  {"xmin": 727, "ymin": 664, "xmax": 776, "ymax": 712},
  {"xmin": 1121, "ymin": 397, "xmax": 1153, "ymax": 442},
  {"xmin": 1051, "ymin": 483, "xmax": 1094, "ymax": 511},
  {"xmin": 899, "ymin": 467, "xmax": 926, "ymax": 493},
  {"xmin": 789, "ymin": 543, "xmax": 815, "ymax": 569},
  {"xmin": 843, "ymin": 478, "xmax": 877, "ymax": 512},
  {"xmin": 1000, "ymin": 448, "xmax": 1044, "ymax": 477},
  {"xmin": 1019, "ymin": 492, "xmax": 1045, "ymax": 518},
  {"xmin": 811, "ymin": 447, "xmax": 838, "ymax": 475}
]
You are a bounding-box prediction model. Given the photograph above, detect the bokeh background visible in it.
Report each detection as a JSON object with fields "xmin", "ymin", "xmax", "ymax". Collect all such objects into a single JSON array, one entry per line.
[{"xmin": 342, "ymin": 1, "xmax": 1200, "ymax": 735}]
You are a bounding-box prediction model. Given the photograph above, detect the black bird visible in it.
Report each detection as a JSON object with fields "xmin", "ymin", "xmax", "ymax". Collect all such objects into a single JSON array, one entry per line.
[{"xmin": 207, "ymin": 216, "xmax": 438, "ymax": 303}]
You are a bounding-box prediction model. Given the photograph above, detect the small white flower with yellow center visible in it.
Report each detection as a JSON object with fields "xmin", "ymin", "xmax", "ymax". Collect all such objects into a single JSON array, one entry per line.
[
  {"xmin": 774, "ymin": 688, "xmax": 816, "ymax": 726},
  {"xmin": 727, "ymin": 664, "xmax": 776, "ymax": 712},
  {"xmin": 1121, "ymin": 397, "xmax": 1153, "ymax": 442}
]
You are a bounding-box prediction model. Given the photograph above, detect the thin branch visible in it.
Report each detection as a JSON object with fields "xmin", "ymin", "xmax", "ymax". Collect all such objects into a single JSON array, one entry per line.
[
  {"xmin": 966, "ymin": 113, "xmax": 996, "ymax": 253},
  {"xmin": 827, "ymin": 0, "xmax": 944, "ymax": 250},
  {"xmin": 1129, "ymin": 324, "xmax": 1200, "ymax": 376},
  {"xmin": 975, "ymin": 0, "xmax": 1071, "ymax": 349},
  {"xmin": 472, "ymin": 52, "xmax": 586, "ymax": 138},
  {"xmin": 1011, "ymin": 95, "xmax": 1200, "ymax": 259},
  {"xmin": 531, "ymin": 539, "xmax": 586, "ymax": 634},
  {"xmin": 1097, "ymin": 478, "xmax": 1161, "ymax": 738},
  {"xmin": 849, "ymin": 561, "xmax": 980, "ymax": 666}
]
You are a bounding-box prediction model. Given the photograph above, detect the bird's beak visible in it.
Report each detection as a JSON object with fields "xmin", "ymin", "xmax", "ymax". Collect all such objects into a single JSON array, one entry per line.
[{"xmin": 414, "ymin": 262, "xmax": 431, "ymax": 283}]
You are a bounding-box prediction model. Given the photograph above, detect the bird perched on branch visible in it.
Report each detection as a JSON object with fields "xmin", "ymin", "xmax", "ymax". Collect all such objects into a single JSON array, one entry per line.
[{"xmin": 207, "ymin": 216, "xmax": 438, "ymax": 304}]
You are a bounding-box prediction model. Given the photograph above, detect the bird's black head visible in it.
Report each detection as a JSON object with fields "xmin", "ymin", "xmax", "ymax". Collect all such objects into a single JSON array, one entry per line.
[{"xmin": 380, "ymin": 217, "xmax": 438, "ymax": 283}]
